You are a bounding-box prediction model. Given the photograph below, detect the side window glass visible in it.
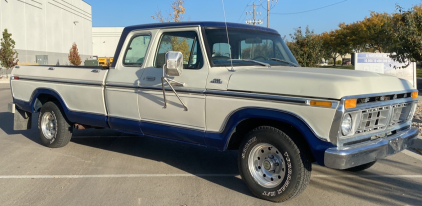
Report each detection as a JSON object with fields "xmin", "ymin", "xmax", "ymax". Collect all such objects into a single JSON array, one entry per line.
[
  {"xmin": 123, "ymin": 35, "xmax": 151, "ymax": 66},
  {"xmin": 212, "ymin": 43, "xmax": 231, "ymax": 60},
  {"xmin": 155, "ymin": 31, "xmax": 203, "ymax": 69}
]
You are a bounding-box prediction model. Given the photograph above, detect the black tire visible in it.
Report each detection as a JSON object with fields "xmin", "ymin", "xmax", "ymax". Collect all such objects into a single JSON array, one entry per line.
[
  {"xmin": 345, "ymin": 161, "xmax": 376, "ymax": 172},
  {"xmin": 38, "ymin": 101, "xmax": 73, "ymax": 148},
  {"xmin": 238, "ymin": 126, "xmax": 312, "ymax": 202}
]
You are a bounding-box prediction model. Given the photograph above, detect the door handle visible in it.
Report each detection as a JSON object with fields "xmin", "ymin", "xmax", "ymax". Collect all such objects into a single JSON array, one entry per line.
[
  {"xmin": 91, "ymin": 69, "xmax": 99, "ymax": 73},
  {"xmin": 169, "ymin": 81, "xmax": 185, "ymax": 87},
  {"xmin": 48, "ymin": 67, "xmax": 54, "ymax": 70}
]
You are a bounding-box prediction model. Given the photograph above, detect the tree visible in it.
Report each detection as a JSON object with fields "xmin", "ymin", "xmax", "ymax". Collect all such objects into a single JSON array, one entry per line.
[
  {"xmin": 151, "ymin": 0, "xmax": 189, "ymax": 61},
  {"xmin": 287, "ymin": 26, "xmax": 323, "ymax": 67},
  {"xmin": 320, "ymin": 31, "xmax": 340, "ymax": 66},
  {"xmin": 151, "ymin": 0, "xmax": 185, "ymax": 23},
  {"xmin": 389, "ymin": 5, "xmax": 422, "ymax": 66},
  {"xmin": 361, "ymin": 12, "xmax": 394, "ymax": 53},
  {"xmin": 68, "ymin": 43, "xmax": 81, "ymax": 66},
  {"xmin": 339, "ymin": 21, "xmax": 368, "ymax": 53},
  {"xmin": 0, "ymin": 29, "xmax": 19, "ymax": 78},
  {"xmin": 335, "ymin": 24, "xmax": 353, "ymax": 65}
]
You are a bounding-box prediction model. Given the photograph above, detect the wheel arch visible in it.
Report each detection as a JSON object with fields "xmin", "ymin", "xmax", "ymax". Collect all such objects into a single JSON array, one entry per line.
[
  {"xmin": 29, "ymin": 88, "xmax": 70, "ymax": 114},
  {"xmin": 216, "ymin": 107, "xmax": 334, "ymax": 165}
]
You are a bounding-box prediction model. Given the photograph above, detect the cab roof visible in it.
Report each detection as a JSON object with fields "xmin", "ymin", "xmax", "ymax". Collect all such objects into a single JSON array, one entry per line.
[
  {"xmin": 111, "ymin": 21, "xmax": 279, "ymax": 67},
  {"xmin": 124, "ymin": 21, "xmax": 278, "ymax": 34}
]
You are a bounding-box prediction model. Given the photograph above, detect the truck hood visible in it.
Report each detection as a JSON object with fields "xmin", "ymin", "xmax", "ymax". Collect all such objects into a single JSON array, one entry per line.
[{"xmin": 227, "ymin": 67, "xmax": 414, "ymax": 99}]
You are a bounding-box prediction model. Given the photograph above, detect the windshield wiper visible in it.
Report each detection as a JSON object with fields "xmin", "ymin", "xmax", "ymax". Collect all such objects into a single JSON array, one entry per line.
[
  {"xmin": 270, "ymin": 58, "xmax": 299, "ymax": 67},
  {"xmin": 230, "ymin": 59, "xmax": 271, "ymax": 68}
]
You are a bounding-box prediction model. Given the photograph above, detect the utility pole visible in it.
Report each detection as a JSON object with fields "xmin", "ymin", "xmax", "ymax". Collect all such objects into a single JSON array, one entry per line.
[
  {"xmin": 267, "ymin": 0, "xmax": 270, "ymax": 28},
  {"xmin": 259, "ymin": 0, "xmax": 279, "ymax": 28},
  {"xmin": 246, "ymin": 2, "xmax": 263, "ymax": 25}
]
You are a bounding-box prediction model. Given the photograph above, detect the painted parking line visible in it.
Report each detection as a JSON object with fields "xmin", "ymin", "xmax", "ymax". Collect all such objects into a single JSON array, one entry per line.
[
  {"xmin": 312, "ymin": 175, "xmax": 422, "ymax": 178},
  {"xmin": 0, "ymin": 174, "xmax": 421, "ymax": 179},
  {"xmin": 0, "ymin": 174, "xmax": 239, "ymax": 179}
]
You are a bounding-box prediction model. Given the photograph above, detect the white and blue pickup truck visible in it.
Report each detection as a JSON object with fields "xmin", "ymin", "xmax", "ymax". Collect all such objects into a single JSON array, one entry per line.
[{"xmin": 8, "ymin": 22, "xmax": 419, "ymax": 202}]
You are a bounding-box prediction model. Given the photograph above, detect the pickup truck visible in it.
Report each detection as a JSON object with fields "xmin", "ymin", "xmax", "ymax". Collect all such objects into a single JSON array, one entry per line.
[{"xmin": 8, "ymin": 22, "xmax": 419, "ymax": 202}]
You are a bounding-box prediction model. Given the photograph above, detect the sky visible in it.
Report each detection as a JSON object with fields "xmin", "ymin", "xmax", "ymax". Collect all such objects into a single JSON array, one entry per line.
[{"xmin": 85, "ymin": 0, "xmax": 421, "ymax": 37}]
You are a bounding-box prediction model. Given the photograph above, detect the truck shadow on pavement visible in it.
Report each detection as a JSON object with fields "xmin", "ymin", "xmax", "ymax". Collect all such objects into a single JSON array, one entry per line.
[
  {"xmin": 70, "ymin": 131, "xmax": 254, "ymax": 197},
  {"xmin": 0, "ymin": 112, "xmax": 43, "ymax": 145},
  {"xmin": 2, "ymin": 111, "xmax": 421, "ymax": 203},
  {"xmin": 312, "ymin": 162, "xmax": 422, "ymax": 205}
]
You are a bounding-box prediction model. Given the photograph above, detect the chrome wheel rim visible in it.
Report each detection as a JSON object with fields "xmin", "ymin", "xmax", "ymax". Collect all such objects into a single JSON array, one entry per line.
[
  {"xmin": 41, "ymin": 112, "xmax": 57, "ymax": 140},
  {"xmin": 248, "ymin": 143, "xmax": 286, "ymax": 188}
]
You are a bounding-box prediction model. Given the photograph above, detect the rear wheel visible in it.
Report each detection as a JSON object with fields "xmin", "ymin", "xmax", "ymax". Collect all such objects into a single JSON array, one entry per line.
[
  {"xmin": 38, "ymin": 102, "xmax": 73, "ymax": 148},
  {"xmin": 238, "ymin": 126, "xmax": 312, "ymax": 202}
]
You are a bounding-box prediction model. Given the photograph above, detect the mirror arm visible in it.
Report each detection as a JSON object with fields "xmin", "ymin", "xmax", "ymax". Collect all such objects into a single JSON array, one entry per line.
[{"xmin": 161, "ymin": 64, "xmax": 189, "ymax": 111}]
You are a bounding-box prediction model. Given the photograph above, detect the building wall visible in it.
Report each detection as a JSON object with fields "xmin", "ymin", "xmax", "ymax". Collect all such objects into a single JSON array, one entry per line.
[
  {"xmin": 92, "ymin": 27, "xmax": 124, "ymax": 58},
  {"xmin": 0, "ymin": 0, "xmax": 92, "ymax": 66}
]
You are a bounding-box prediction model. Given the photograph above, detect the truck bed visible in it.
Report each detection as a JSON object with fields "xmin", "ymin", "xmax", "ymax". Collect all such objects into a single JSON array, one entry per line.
[{"xmin": 11, "ymin": 65, "xmax": 109, "ymax": 127}]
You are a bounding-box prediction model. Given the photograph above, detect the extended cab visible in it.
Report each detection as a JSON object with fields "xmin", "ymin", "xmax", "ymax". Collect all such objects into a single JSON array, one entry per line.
[{"xmin": 8, "ymin": 22, "xmax": 419, "ymax": 202}]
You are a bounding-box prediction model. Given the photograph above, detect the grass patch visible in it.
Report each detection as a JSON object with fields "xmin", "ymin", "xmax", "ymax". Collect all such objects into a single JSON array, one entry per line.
[
  {"xmin": 416, "ymin": 69, "xmax": 422, "ymax": 78},
  {"xmin": 319, "ymin": 65, "xmax": 354, "ymax": 70}
]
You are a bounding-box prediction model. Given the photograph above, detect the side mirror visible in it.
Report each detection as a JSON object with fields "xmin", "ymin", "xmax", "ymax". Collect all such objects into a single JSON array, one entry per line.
[
  {"xmin": 161, "ymin": 51, "xmax": 188, "ymax": 111},
  {"xmin": 164, "ymin": 51, "xmax": 183, "ymax": 76}
]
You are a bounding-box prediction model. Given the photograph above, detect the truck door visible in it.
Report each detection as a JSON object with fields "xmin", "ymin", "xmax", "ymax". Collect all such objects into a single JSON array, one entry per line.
[
  {"xmin": 105, "ymin": 32, "xmax": 154, "ymax": 133},
  {"xmin": 138, "ymin": 27, "xmax": 208, "ymax": 145}
]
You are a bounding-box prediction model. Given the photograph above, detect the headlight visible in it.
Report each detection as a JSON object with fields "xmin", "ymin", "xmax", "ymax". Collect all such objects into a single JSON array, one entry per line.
[{"xmin": 341, "ymin": 114, "xmax": 353, "ymax": 136}]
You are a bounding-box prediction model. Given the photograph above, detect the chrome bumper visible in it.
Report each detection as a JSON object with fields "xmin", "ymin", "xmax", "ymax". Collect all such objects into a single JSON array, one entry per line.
[{"xmin": 324, "ymin": 128, "xmax": 419, "ymax": 169}]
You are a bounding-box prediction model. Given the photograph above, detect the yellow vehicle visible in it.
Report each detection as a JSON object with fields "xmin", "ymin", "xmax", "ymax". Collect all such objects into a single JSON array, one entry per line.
[{"xmin": 98, "ymin": 57, "xmax": 113, "ymax": 67}]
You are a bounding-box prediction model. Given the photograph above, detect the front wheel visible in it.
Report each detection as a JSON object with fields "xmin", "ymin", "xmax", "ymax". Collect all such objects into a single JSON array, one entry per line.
[
  {"xmin": 238, "ymin": 126, "xmax": 312, "ymax": 202},
  {"xmin": 38, "ymin": 102, "xmax": 73, "ymax": 148}
]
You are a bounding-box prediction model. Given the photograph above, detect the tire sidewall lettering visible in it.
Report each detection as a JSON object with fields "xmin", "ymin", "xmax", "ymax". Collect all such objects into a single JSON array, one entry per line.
[{"xmin": 242, "ymin": 136, "xmax": 257, "ymax": 159}]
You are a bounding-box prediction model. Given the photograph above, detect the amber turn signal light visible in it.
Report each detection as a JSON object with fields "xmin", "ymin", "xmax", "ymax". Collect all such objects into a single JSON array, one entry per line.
[
  {"xmin": 345, "ymin": 99, "xmax": 357, "ymax": 109},
  {"xmin": 412, "ymin": 91, "xmax": 418, "ymax": 99},
  {"xmin": 310, "ymin": 100, "xmax": 332, "ymax": 108}
]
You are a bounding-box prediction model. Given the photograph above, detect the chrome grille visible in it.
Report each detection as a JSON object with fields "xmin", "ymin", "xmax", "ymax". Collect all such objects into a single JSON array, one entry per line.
[
  {"xmin": 390, "ymin": 103, "xmax": 412, "ymax": 126},
  {"xmin": 356, "ymin": 106, "xmax": 390, "ymax": 134}
]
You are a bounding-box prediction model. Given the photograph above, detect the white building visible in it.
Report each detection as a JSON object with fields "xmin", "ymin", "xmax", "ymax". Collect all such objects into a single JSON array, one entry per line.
[
  {"xmin": 92, "ymin": 27, "xmax": 124, "ymax": 58},
  {"xmin": 0, "ymin": 0, "xmax": 92, "ymax": 66}
]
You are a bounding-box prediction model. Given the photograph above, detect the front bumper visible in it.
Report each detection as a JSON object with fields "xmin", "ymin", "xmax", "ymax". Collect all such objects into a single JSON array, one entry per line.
[{"xmin": 324, "ymin": 127, "xmax": 419, "ymax": 169}]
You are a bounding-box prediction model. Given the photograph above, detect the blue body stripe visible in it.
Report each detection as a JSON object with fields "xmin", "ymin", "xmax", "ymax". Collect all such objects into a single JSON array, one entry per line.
[
  {"xmin": 108, "ymin": 117, "xmax": 142, "ymax": 134},
  {"xmin": 140, "ymin": 121, "xmax": 205, "ymax": 146},
  {"xmin": 14, "ymin": 89, "xmax": 332, "ymax": 166}
]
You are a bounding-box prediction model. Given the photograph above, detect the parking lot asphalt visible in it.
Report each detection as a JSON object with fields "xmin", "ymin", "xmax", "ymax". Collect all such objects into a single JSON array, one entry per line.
[{"xmin": 1, "ymin": 83, "xmax": 422, "ymax": 206}]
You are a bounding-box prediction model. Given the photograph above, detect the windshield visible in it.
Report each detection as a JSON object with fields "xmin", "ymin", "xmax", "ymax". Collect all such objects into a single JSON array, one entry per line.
[{"xmin": 204, "ymin": 28, "xmax": 299, "ymax": 67}]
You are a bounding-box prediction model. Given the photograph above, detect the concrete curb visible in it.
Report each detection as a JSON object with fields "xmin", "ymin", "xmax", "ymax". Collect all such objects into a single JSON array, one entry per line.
[{"xmin": 0, "ymin": 79, "xmax": 10, "ymax": 84}]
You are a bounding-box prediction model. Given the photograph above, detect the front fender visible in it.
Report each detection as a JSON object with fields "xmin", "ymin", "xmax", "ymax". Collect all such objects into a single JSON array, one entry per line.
[{"xmin": 204, "ymin": 107, "xmax": 334, "ymax": 166}]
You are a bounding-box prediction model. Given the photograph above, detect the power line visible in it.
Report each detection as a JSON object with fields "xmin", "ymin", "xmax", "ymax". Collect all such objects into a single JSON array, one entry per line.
[
  {"xmin": 237, "ymin": 0, "xmax": 254, "ymax": 22},
  {"xmin": 271, "ymin": 0, "xmax": 348, "ymax": 15},
  {"xmin": 246, "ymin": 2, "xmax": 263, "ymax": 25},
  {"xmin": 259, "ymin": 0, "xmax": 279, "ymax": 28}
]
